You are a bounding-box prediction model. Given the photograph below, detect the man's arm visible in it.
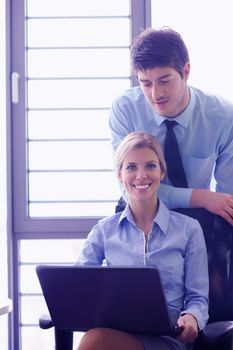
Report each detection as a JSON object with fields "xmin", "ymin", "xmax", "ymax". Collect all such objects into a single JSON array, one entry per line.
[
  {"xmin": 158, "ymin": 185, "xmax": 233, "ymax": 226},
  {"xmin": 190, "ymin": 189, "xmax": 233, "ymax": 226},
  {"xmin": 190, "ymin": 122, "xmax": 233, "ymax": 225},
  {"xmin": 109, "ymin": 98, "xmax": 135, "ymax": 151},
  {"xmin": 109, "ymin": 93, "xmax": 233, "ymax": 226},
  {"xmin": 157, "ymin": 183, "xmax": 192, "ymax": 209}
]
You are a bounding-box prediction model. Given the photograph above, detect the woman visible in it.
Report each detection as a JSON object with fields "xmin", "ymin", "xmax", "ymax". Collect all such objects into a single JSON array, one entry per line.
[{"xmin": 76, "ymin": 131, "xmax": 209, "ymax": 350}]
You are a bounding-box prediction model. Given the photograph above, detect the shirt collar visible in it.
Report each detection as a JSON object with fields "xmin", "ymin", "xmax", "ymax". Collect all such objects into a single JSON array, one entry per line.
[
  {"xmin": 118, "ymin": 200, "xmax": 170, "ymax": 235},
  {"xmin": 154, "ymin": 87, "xmax": 196, "ymax": 128},
  {"xmin": 118, "ymin": 204, "xmax": 134, "ymax": 227},
  {"xmin": 153, "ymin": 200, "xmax": 170, "ymax": 234}
]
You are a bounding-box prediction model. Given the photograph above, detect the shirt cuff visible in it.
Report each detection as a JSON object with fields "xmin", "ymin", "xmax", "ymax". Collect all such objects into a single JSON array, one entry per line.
[{"xmin": 181, "ymin": 308, "xmax": 207, "ymax": 331}]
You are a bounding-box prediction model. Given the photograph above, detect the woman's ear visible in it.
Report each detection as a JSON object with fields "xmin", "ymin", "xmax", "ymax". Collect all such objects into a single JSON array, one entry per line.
[
  {"xmin": 160, "ymin": 172, "xmax": 165, "ymax": 181},
  {"xmin": 118, "ymin": 172, "xmax": 122, "ymax": 183}
]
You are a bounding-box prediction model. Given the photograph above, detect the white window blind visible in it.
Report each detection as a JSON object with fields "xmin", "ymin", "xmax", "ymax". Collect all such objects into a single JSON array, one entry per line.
[
  {"xmin": 8, "ymin": 2, "xmax": 150, "ymax": 350},
  {"xmin": 26, "ymin": 0, "xmax": 131, "ymax": 218}
]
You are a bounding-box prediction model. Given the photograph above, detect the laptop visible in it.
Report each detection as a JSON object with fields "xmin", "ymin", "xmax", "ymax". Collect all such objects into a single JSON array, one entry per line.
[{"xmin": 36, "ymin": 265, "xmax": 182, "ymax": 336}]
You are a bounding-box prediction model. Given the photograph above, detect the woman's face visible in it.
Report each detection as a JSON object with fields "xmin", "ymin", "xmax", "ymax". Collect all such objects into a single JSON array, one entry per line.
[
  {"xmin": 119, "ymin": 147, "xmax": 164, "ymax": 204},
  {"xmin": 137, "ymin": 64, "xmax": 190, "ymax": 117}
]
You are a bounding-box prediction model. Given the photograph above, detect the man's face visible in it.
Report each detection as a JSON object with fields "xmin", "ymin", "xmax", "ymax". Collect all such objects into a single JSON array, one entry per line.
[{"xmin": 137, "ymin": 63, "xmax": 190, "ymax": 117}]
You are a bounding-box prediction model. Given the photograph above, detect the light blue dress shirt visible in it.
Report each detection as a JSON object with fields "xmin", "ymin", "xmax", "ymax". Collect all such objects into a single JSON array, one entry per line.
[
  {"xmin": 109, "ymin": 86, "xmax": 233, "ymax": 209},
  {"xmin": 77, "ymin": 200, "xmax": 209, "ymax": 331}
]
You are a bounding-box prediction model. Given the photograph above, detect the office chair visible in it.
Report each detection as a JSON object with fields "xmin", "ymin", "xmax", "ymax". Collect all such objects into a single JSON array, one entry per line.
[
  {"xmin": 173, "ymin": 208, "xmax": 233, "ymax": 350},
  {"xmin": 39, "ymin": 207, "xmax": 233, "ymax": 350}
]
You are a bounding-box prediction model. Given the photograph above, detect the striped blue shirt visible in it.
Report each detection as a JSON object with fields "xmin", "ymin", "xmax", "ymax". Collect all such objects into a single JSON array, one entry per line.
[
  {"xmin": 109, "ymin": 86, "xmax": 233, "ymax": 209},
  {"xmin": 77, "ymin": 200, "xmax": 209, "ymax": 330}
]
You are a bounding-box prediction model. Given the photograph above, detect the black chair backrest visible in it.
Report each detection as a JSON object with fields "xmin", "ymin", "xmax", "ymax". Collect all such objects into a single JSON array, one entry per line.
[{"xmin": 173, "ymin": 208, "xmax": 233, "ymax": 323}]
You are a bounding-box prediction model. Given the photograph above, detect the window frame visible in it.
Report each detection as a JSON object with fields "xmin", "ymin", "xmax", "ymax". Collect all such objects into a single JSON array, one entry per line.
[
  {"xmin": 8, "ymin": 0, "xmax": 151, "ymax": 234},
  {"xmin": 6, "ymin": 1, "xmax": 152, "ymax": 350}
]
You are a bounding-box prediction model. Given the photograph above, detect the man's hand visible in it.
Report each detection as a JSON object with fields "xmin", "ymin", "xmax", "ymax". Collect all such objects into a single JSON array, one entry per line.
[
  {"xmin": 175, "ymin": 313, "xmax": 198, "ymax": 343},
  {"xmin": 190, "ymin": 189, "xmax": 233, "ymax": 226}
]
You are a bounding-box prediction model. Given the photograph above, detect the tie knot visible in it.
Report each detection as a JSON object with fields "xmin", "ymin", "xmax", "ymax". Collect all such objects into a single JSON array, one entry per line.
[{"xmin": 164, "ymin": 120, "xmax": 177, "ymax": 130}]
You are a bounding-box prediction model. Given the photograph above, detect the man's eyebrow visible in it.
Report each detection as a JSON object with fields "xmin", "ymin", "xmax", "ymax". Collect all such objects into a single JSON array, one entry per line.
[
  {"xmin": 158, "ymin": 74, "xmax": 173, "ymax": 80},
  {"xmin": 138, "ymin": 74, "xmax": 173, "ymax": 82},
  {"xmin": 138, "ymin": 78, "xmax": 150, "ymax": 83}
]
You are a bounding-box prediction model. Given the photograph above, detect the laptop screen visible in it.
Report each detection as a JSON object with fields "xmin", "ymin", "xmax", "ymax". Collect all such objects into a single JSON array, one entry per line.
[{"xmin": 36, "ymin": 265, "xmax": 179, "ymax": 335}]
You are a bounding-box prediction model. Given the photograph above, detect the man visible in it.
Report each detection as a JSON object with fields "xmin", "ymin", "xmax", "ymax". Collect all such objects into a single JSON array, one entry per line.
[{"xmin": 109, "ymin": 27, "xmax": 233, "ymax": 226}]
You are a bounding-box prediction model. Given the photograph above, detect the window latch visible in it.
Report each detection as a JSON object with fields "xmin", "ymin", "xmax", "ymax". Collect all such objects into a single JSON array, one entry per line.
[{"xmin": 11, "ymin": 72, "xmax": 20, "ymax": 104}]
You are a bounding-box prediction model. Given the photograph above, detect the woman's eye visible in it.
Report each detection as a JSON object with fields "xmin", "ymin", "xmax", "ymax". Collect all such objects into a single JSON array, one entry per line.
[
  {"xmin": 126, "ymin": 164, "xmax": 136, "ymax": 171},
  {"xmin": 146, "ymin": 163, "xmax": 156, "ymax": 169}
]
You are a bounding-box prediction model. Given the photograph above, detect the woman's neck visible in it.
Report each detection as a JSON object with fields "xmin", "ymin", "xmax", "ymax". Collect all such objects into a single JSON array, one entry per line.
[{"xmin": 129, "ymin": 199, "xmax": 158, "ymax": 237}]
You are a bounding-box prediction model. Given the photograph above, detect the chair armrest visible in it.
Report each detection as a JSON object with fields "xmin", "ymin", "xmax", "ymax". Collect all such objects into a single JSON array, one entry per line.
[
  {"xmin": 39, "ymin": 314, "xmax": 54, "ymax": 329},
  {"xmin": 202, "ymin": 321, "xmax": 233, "ymax": 344}
]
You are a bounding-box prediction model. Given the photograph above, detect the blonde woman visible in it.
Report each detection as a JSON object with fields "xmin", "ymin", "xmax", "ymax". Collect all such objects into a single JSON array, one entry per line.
[{"xmin": 76, "ymin": 131, "xmax": 209, "ymax": 350}]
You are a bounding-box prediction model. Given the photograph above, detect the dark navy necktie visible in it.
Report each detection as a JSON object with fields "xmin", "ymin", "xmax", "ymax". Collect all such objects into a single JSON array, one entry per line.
[{"xmin": 164, "ymin": 120, "xmax": 188, "ymax": 188}]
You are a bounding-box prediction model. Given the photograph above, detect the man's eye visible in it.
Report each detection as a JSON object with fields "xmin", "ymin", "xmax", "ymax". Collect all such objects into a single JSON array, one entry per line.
[
  {"xmin": 141, "ymin": 82, "xmax": 152, "ymax": 87},
  {"xmin": 160, "ymin": 80, "xmax": 171, "ymax": 85}
]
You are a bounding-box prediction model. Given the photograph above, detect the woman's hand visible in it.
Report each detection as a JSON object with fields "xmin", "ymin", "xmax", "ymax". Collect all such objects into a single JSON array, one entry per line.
[{"xmin": 175, "ymin": 313, "xmax": 198, "ymax": 343}]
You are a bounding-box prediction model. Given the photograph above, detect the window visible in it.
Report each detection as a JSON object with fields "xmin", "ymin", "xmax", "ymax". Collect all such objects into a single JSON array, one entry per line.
[
  {"xmin": 7, "ymin": 1, "xmax": 150, "ymax": 349},
  {"xmin": 11, "ymin": 1, "xmax": 150, "ymax": 234},
  {"xmin": 19, "ymin": 238, "xmax": 86, "ymax": 350},
  {"xmin": 26, "ymin": 1, "xmax": 131, "ymax": 219},
  {"xmin": 14, "ymin": 0, "xmax": 131, "ymax": 225}
]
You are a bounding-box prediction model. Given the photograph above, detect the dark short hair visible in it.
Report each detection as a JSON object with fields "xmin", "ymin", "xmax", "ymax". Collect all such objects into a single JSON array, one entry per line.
[{"xmin": 131, "ymin": 27, "xmax": 189, "ymax": 78}]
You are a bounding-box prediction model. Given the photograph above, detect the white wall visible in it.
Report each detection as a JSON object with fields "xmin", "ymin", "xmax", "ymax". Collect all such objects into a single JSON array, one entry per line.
[{"xmin": 151, "ymin": 0, "xmax": 233, "ymax": 102}]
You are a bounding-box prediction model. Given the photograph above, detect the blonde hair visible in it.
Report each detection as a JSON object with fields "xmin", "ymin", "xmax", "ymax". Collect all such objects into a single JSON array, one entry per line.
[{"xmin": 115, "ymin": 131, "xmax": 167, "ymax": 178}]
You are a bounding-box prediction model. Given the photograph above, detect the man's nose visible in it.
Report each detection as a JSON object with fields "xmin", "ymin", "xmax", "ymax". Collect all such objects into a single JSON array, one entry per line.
[{"xmin": 151, "ymin": 84, "xmax": 163, "ymax": 99}]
